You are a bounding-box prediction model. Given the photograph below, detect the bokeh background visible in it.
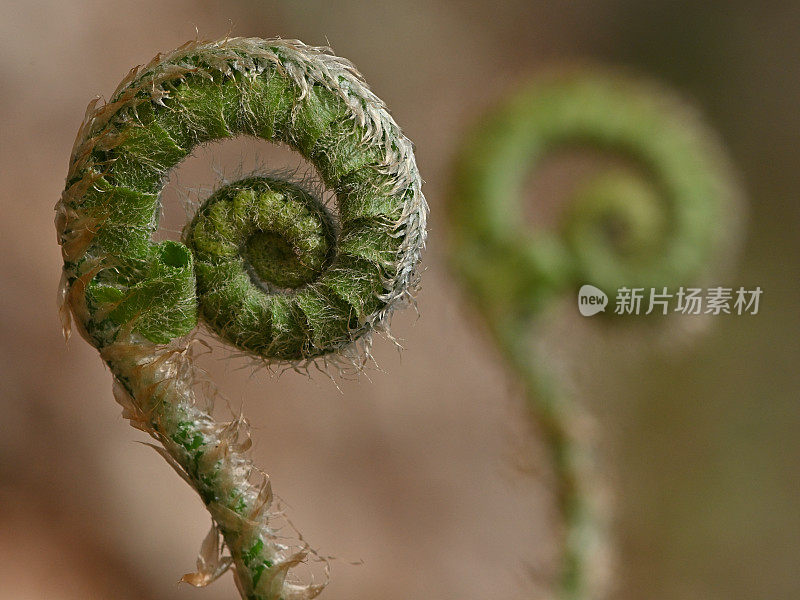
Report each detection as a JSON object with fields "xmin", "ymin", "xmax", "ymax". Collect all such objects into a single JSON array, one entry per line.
[{"xmin": 1, "ymin": 1, "xmax": 798, "ymax": 599}]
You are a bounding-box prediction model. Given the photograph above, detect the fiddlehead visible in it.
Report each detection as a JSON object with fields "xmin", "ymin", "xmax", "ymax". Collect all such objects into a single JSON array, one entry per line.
[
  {"xmin": 449, "ymin": 69, "xmax": 741, "ymax": 599},
  {"xmin": 56, "ymin": 37, "xmax": 426, "ymax": 600}
]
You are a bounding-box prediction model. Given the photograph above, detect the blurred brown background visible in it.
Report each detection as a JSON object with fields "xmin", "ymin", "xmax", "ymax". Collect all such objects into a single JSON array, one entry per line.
[{"xmin": 1, "ymin": 1, "xmax": 798, "ymax": 599}]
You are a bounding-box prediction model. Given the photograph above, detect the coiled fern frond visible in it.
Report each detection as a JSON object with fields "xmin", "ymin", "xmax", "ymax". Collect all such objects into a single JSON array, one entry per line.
[
  {"xmin": 56, "ymin": 37, "xmax": 426, "ymax": 600},
  {"xmin": 449, "ymin": 68, "xmax": 742, "ymax": 600}
]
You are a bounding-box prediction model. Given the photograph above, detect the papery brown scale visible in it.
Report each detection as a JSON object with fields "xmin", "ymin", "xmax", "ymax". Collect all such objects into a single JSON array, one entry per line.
[
  {"xmin": 59, "ymin": 216, "xmax": 101, "ymax": 262},
  {"xmin": 57, "ymin": 271, "xmax": 72, "ymax": 341},
  {"xmin": 249, "ymin": 480, "xmax": 274, "ymax": 522},
  {"xmin": 181, "ymin": 523, "xmax": 233, "ymax": 587},
  {"xmin": 66, "ymin": 261, "xmax": 104, "ymax": 340},
  {"xmin": 208, "ymin": 500, "xmax": 258, "ymax": 534},
  {"xmin": 144, "ymin": 442, "xmax": 196, "ymax": 488}
]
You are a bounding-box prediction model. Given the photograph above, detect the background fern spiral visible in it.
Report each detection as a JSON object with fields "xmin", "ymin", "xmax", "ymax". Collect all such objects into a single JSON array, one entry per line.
[{"xmin": 449, "ymin": 68, "xmax": 742, "ymax": 600}]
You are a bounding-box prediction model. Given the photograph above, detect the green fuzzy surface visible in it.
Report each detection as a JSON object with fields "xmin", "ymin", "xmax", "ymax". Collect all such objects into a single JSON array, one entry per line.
[
  {"xmin": 186, "ymin": 176, "xmax": 389, "ymax": 359},
  {"xmin": 60, "ymin": 43, "xmax": 413, "ymax": 359}
]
